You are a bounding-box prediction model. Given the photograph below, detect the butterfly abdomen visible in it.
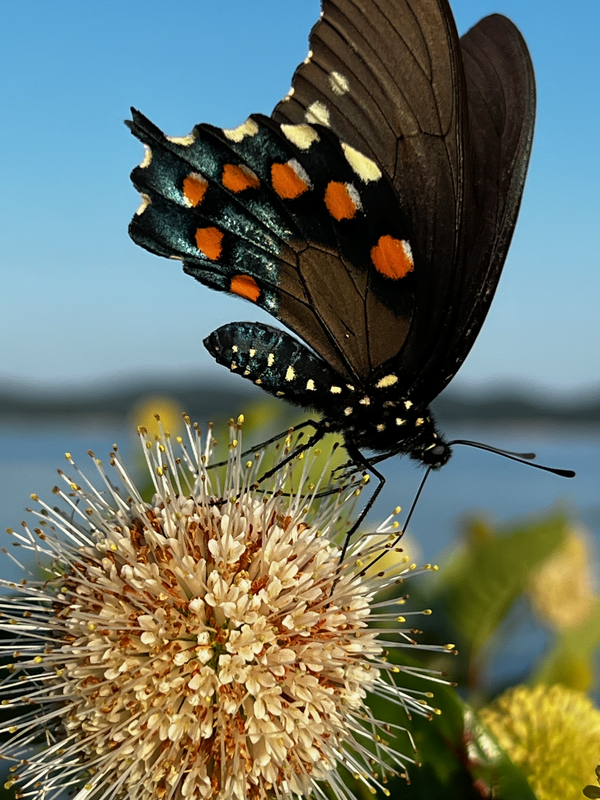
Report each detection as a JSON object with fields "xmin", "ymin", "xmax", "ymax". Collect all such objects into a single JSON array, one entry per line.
[
  {"xmin": 204, "ymin": 321, "xmax": 353, "ymax": 414},
  {"xmin": 205, "ymin": 320, "xmax": 451, "ymax": 465}
]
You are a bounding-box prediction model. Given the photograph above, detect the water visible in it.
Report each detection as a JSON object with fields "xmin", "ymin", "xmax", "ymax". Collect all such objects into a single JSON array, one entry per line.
[{"xmin": 1, "ymin": 420, "xmax": 598, "ymax": 565}]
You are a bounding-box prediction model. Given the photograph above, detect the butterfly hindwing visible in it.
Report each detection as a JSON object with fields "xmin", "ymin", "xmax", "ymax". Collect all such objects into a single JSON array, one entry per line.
[{"xmin": 129, "ymin": 109, "xmax": 417, "ymax": 383}]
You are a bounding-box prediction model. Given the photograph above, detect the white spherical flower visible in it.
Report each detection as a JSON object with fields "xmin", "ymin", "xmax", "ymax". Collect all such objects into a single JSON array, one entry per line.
[{"xmin": 0, "ymin": 416, "xmax": 453, "ymax": 800}]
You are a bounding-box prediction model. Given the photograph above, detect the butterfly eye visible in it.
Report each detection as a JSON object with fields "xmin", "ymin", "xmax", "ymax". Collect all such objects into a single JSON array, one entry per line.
[{"xmin": 432, "ymin": 445, "xmax": 446, "ymax": 457}]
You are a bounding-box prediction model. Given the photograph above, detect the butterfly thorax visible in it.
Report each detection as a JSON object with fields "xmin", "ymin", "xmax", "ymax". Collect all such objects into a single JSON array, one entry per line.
[{"xmin": 319, "ymin": 386, "xmax": 452, "ymax": 468}]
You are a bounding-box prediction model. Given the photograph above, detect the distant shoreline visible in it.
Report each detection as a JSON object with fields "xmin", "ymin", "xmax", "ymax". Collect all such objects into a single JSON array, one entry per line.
[{"xmin": 0, "ymin": 381, "xmax": 598, "ymax": 427}]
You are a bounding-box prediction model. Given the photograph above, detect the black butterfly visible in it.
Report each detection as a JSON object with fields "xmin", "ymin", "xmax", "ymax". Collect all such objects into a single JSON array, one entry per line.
[{"xmin": 128, "ymin": 0, "xmax": 551, "ymax": 481}]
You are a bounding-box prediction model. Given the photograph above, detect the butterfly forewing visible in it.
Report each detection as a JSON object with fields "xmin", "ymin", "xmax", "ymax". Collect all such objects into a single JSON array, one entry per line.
[{"xmin": 272, "ymin": 0, "xmax": 468, "ymax": 367}]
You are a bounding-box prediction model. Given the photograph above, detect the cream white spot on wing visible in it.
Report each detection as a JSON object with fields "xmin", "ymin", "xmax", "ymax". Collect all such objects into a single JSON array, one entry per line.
[
  {"xmin": 276, "ymin": 391, "xmax": 285, "ymax": 397},
  {"xmin": 306, "ymin": 379, "xmax": 316, "ymax": 391},
  {"xmin": 280, "ymin": 123, "xmax": 320, "ymax": 151},
  {"xmin": 285, "ymin": 366, "xmax": 296, "ymax": 381},
  {"xmin": 304, "ymin": 49, "xmax": 313, "ymax": 64},
  {"xmin": 328, "ymin": 70, "xmax": 350, "ymax": 95},
  {"xmin": 249, "ymin": 349, "xmax": 256, "ymax": 358},
  {"xmin": 395, "ymin": 418, "xmax": 405, "ymax": 426},
  {"xmin": 346, "ymin": 384, "xmax": 355, "ymax": 391},
  {"xmin": 376, "ymin": 374, "xmax": 398, "ymax": 389},
  {"xmin": 404, "ymin": 400, "xmax": 413, "ymax": 409},
  {"xmin": 359, "ymin": 397, "xmax": 371, "ymax": 406},
  {"xmin": 416, "ymin": 418, "xmax": 424, "ymax": 426},
  {"xmin": 305, "ymin": 101, "xmax": 330, "ymax": 127},
  {"xmin": 223, "ymin": 118, "xmax": 259, "ymax": 142},
  {"xmin": 232, "ymin": 345, "xmax": 238, "ymax": 353},
  {"xmin": 330, "ymin": 386, "xmax": 342, "ymax": 394},
  {"xmin": 376, "ymin": 424, "xmax": 386, "ymax": 432},
  {"xmin": 341, "ymin": 143, "xmax": 382, "ymax": 182},
  {"xmin": 267, "ymin": 353, "xmax": 275, "ymax": 367},
  {"xmin": 344, "ymin": 407, "xmax": 353, "ymax": 416},
  {"xmin": 135, "ymin": 194, "xmax": 151, "ymax": 216},
  {"xmin": 140, "ymin": 145, "xmax": 152, "ymax": 168},
  {"xmin": 166, "ymin": 132, "xmax": 195, "ymax": 146}
]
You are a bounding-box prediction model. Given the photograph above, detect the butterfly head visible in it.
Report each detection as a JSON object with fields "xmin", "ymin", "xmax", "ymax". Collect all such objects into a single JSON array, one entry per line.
[{"xmin": 415, "ymin": 437, "xmax": 452, "ymax": 470}]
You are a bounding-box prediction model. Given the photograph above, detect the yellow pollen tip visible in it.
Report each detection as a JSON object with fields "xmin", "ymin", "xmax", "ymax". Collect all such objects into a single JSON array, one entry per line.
[
  {"xmin": 237, "ymin": 414, "xmax": 245, "ymax": 424},
  {"xmin": 30, "ymin": 494, "xmax": 38, "ymax": 502},
  {"xmin": 396, "ymin": 616, "xmax": 406, "ymax": 623},
  {"xmin": 33, "ymin": 656, "xmax": 42, "ymax": 664},
  {"xmin": 423, "ymin": 609, "xmax": 432, "ymax": 615},
  {"xmin": 444, "ymin": 644, "xmax": 456, "ymax": 650},
  {"xmin": 156, "ymin": 467, "xmax": 163, "ymax": 476}
]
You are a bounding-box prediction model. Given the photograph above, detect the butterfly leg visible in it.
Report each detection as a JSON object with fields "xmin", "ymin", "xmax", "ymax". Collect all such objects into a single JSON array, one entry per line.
[
  {"xmin": 249, "ymin": 425, "xmax": 327, "ymax": 487},
  {"xmin": 339, "ymin": 444, "xmax": 386, "ymax": 562},
  {"xmin": 207, "ymin": 418, "xmax": 322, "ymax": 470}
]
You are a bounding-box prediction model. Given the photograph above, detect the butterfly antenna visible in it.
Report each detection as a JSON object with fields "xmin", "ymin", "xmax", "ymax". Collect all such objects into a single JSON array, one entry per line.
[{"xmin": 449, "ymin": 439, "xmax": 575, "ymax": 478}]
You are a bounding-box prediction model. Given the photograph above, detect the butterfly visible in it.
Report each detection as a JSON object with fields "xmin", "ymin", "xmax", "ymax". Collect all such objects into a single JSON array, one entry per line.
[{"xmin": 128, "ymin": 0, "xmax": 543, "ymax": 481}]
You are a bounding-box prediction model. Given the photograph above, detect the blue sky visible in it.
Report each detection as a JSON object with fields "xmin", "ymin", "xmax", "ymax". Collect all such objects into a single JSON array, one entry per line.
[{"xmin": 0, "ymin": 1, "xmax": 598, "ymax": 397}]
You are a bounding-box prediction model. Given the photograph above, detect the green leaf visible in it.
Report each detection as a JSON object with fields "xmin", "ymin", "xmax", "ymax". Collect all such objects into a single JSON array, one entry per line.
[
  {"xmin": 432, "ymin": 512, "xmax": 568, "ymax": 656},
  {"xmin": 364, "ymin": 657, "xmax": 536, "ymax": 798}
]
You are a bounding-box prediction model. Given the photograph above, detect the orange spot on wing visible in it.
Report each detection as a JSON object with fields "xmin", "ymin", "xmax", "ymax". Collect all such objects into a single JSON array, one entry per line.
[
  {"xmin": 230, "ymin": 274, "xmax": 260, "ymax": 303},
  {"xmin": 222, "ymin": 164, "xmax": 260, "ymax": 193},
  {"xmin": 371, "ymin": 236, "xmax": 414, "ymax": 280},
  {"xmin": 182, "ymin": 173, "xmax": 208, "ymax": 207},
  {"xmin": 324, "ymin": 181, "xmax": 358, "ymax": 221},
  {"xmin": 195, "ymin": 227, "xmax": 223, "ymax": 260},
  {"xmin": 271, "ymin": 162, "xmax": 309, "ymax": 199}
]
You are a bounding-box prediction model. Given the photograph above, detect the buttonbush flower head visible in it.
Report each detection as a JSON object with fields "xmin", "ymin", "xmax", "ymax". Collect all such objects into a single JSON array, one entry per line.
[
  {"xmin": 480, "ymin": 684, "xmax": 600, "ymax": 800},
  {"xmin": 0, "ymin": 416, "xmax": 452, "ymax": 800}
]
